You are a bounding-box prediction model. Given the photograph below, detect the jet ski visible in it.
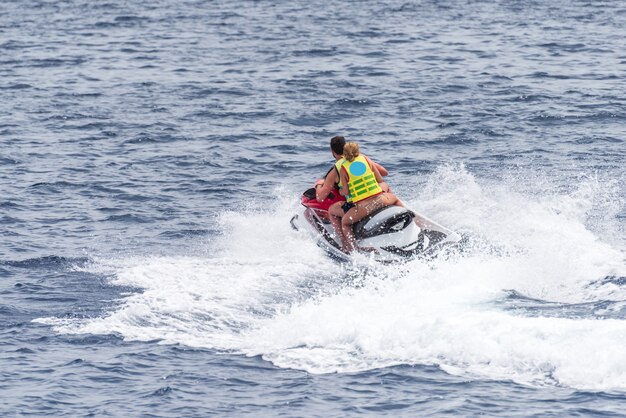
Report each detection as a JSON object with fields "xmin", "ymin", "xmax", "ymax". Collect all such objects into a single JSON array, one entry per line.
[{"xmin": 290, "ymin": 184, "xmax": 461, "ymax": 262}]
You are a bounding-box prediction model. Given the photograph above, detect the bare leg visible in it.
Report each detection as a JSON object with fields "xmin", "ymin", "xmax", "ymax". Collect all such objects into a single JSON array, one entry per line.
[
  {"xmin": 328, "ymin": 201, "xmax": 345, "ymax": 248},
  {"xmin": 341, "ymin": 193, "xmax": 399, "ymax": 253},
  {"xmin": 383, "ymin": 193, "xmax": 412, "ymax": 224},
  {"xmin": 341, "ymin": 206, "xmax": 363, "ymax": 253},
  {"xmin": 388, "ymin": 197, "xmax": 425, "ymax": 227},
  {"xmin": 379, "ymin": 184, "xmax": 404, "ymax": 208},
  {"xmin": 376, "ymin": 190, "xmax": 422, "ymax": 227},
  {"xmin": 379, "ymin": 192, "xmax": 399, "ymax": 207}
]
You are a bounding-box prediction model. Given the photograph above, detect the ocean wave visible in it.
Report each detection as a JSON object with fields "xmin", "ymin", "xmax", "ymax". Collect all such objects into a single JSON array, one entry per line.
[{"xmin": 37, "ymin": 166, "xmax": 626, "ymax": 391}]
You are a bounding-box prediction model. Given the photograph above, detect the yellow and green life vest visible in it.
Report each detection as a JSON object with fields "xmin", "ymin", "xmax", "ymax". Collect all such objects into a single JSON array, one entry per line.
[
  {"xmin": 334, "ymin": 158, "xmax": 345, "ymax": 189},
  {"xmin": 341, "ymin": 155, "xmax": 382, "ymax": 203}
]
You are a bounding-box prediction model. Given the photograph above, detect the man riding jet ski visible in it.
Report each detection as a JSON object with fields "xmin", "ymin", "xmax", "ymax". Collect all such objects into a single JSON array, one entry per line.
[{"xmin": 290, "ymin": 137, "xmax": 460, "ymax": 262}]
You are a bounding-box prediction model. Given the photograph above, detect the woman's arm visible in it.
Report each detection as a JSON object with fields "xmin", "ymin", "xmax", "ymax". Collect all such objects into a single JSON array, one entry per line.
[
  {"xmin": 339, "ymin": 167, "xmax": 349, "ymax": 196},
  {"xmin": 366, "ymin": 156, "xmax": 384, "ymax": 183},
  {"xmin": 375, "ymin": 162, "xmax": 388, "ymax": 177}
]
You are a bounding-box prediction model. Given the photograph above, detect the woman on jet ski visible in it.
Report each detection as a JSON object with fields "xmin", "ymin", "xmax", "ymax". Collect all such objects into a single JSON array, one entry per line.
[
  {"xmin": 314, "ymin": 136, "xmax": 391, "ymax": 245},
  {"xmin": 338, "ymin": 142, "xmax": 400, "ymax": 253}
]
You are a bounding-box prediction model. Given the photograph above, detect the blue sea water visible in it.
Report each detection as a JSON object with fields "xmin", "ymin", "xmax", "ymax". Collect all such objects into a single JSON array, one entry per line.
[{"xmin": 1, "ymin": 0, "xmax": 626, "ymax": 416}]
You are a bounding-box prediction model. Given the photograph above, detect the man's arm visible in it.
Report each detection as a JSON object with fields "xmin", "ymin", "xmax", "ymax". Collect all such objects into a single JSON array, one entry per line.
[{"xmin": 315, "ymin": 168, "xmax": 338, "ymax": 201}]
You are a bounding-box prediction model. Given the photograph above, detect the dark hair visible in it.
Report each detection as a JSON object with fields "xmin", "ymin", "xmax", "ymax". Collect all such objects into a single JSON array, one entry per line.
[{"xmin": 330, "ymin": 136, "xmax": 345, "ymax": 155}]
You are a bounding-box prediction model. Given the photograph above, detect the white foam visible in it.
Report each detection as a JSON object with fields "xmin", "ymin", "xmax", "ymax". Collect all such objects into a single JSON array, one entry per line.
[{"xmin": 36, "ymin": 166, "xmax": 626, "ymax": 391}]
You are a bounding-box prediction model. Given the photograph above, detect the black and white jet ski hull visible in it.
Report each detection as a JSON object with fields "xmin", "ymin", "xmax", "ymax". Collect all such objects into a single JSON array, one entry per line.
[{"xmin": 291, "ymin": 205, "xmax": 460, "ymax": 262}]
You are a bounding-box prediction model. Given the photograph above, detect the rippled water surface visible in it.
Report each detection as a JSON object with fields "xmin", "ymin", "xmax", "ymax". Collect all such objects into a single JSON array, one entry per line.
[{"xmin": 2, "ymin": 0, "xmax": 626, "ymax": 416}]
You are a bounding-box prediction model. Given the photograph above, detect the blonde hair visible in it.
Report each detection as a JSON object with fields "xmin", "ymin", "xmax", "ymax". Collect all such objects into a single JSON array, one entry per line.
[{"xmin": 343, "ymin": 142, "xmax": 360, "ymax": 162}]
